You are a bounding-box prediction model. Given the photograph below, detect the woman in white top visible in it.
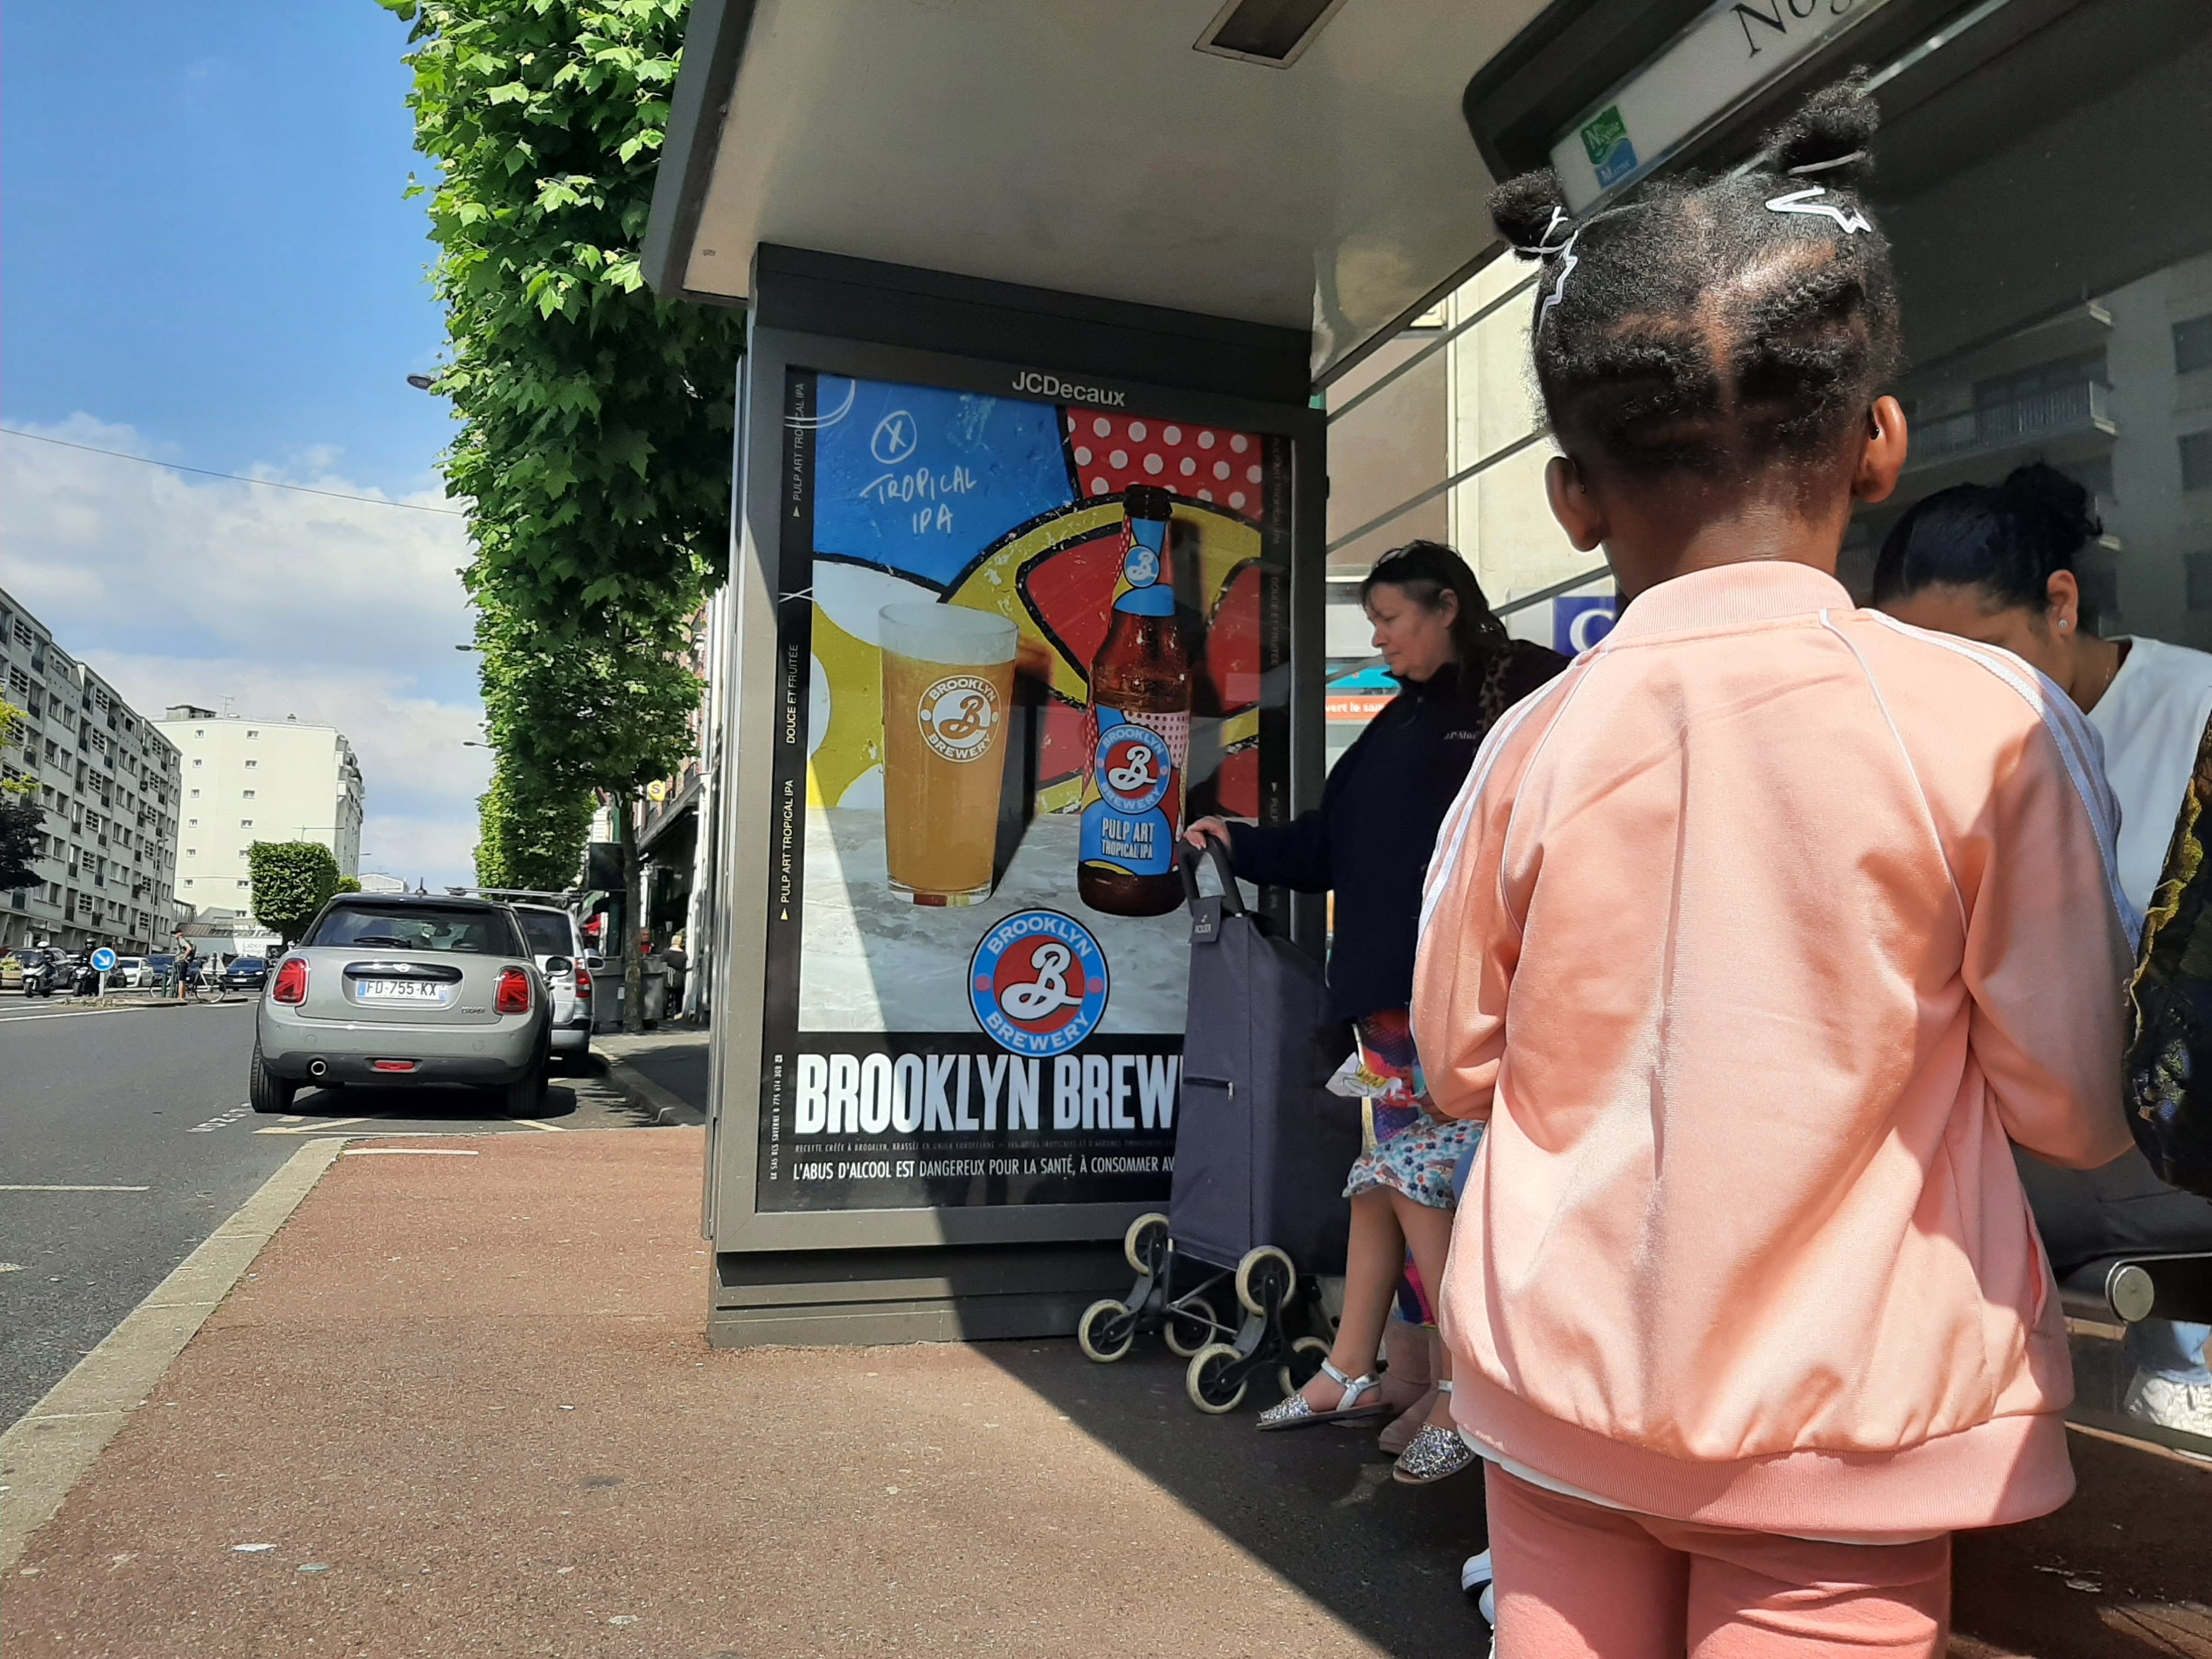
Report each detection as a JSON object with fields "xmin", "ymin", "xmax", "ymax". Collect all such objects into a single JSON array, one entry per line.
[{"xmin": 1875, "ymin": 462, "xmax": 2212, "ymax": 1440}]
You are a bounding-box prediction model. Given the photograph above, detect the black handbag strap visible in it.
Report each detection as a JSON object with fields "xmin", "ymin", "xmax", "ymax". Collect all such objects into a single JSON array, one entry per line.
[{"xmin": 1179, "ymin": 838, "xmax": 1246, "ymax": 917}]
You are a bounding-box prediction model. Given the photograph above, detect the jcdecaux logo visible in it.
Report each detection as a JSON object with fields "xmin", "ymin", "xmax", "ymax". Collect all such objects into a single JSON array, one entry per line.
[{"xmin": 969, "ymin": 909, "xmax": 1109, "ymax": 1057}]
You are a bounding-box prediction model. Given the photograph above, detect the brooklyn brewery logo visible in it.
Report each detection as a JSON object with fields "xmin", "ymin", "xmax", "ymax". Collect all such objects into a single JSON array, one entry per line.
[
  {"xmin": 917, "ymin": 674, "xmax": 1000, "ymax": 763},
  {"xmin": 969, "ymin": 909, "xmax": 1110, "ymax": 1057}
]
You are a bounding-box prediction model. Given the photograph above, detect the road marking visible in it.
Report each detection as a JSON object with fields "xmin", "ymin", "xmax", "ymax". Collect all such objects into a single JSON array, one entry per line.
[
  {"xmin": 0, "ymin": 1138, "xmax": 348, "ymax": 1572},
  {"xmin": 0, "ymin": 1264, "xmax": 21, "ymax": 1274},
  {"xmin": 254, "ymin": 1116, "xmax": 371, "ymax": 1136},
  {"xmin": 338, "ymin": 1147, "xmax": 479, "ymax": 1156},
  {"xmin": 188, "ymin": 1105, "xmax": 252, "ymax": 1135},
  {"xmin": 509, "ymin": 1118, "xmax": 567, "ymax": 1132},
  {"xmin": 0, "ymin": 1007, "xmax": 136, "ymax": 1023},
  {"xmin": 0, "ymin": 1185, "xmax": 150, "ymax": 1193}
]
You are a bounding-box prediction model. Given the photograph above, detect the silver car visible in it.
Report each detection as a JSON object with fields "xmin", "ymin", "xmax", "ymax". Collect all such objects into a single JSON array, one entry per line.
[
  {"xmin": 251, "ymin": 895, "xmax": 551, "ymax": 1115},
  {"xmin": 510, "ymin": 902, "xmax": 595, "ymax": 1067}
]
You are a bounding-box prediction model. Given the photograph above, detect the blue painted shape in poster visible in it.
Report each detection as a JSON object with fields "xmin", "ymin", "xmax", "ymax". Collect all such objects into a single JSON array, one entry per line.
[{"xmin": 810, "ymin": 375, "xmax": 1075, "ymax": 589}]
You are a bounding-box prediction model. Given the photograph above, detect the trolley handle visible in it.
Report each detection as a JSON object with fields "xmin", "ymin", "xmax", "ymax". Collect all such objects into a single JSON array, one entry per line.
[{"xmin": 1180, "ymin": 838, "xmax": 1246, "ymax": 917}]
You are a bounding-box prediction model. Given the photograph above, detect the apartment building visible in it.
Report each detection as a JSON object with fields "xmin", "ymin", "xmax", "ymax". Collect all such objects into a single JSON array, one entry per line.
[
  {"xmin": 156, "ymin": 707, "xmax": 364, "ymax": 912},
  {"xmin": 0, "ymin": 585, "xmax": 183, "ymax": 953}
]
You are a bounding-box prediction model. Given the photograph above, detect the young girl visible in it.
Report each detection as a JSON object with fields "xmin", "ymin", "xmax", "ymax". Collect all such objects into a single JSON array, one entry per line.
[{"xmin": 1414, "ymin": 80, "xmax": 2137, "ymax": 1654}]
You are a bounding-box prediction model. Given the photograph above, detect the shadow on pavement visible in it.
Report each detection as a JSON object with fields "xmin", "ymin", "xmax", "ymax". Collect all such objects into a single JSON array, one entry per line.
[
  {"xmin": 977, "ymin": 1339, "xmax": 1491, "ymax": 1655},
  {"xmin": 981, "ymin": 1344, "xmax": 2212, "ymax": 1657}
]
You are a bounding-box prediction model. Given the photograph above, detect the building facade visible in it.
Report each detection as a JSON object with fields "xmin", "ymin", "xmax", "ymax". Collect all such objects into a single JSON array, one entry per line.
[
  {"xmin": 154, "ymin": 707, "xmax": 365, "ymax": 914},
  {"xmin": 0, "ymin": 585, "xmax": 183, "ymax": 953}
]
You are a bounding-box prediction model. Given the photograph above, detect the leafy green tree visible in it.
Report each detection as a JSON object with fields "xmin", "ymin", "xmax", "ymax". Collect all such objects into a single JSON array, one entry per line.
[
  {"xmin": 380, "ymin": 0, "xmax": 739, "ymax": 1026},
  {"xmin": 334, "ymin": 876, "xmax": 365, "ymax": 894},
  {"xmin": 250, "ymin": 842, "xmax": 343, "ymax": 946},
  {"xmin": 476, "ymin": 760, "xmax": 596, "ymax": 891},
  {"xmin": 0, "ymin": 699, "xmax": 43, "ymax": 891}
]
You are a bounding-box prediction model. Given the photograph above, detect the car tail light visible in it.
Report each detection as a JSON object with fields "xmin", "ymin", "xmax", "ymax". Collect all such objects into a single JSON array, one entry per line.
[
  {"xmin": 494, "ymin": 966, "xmax": 532, "ymax": 1015},
  {"xmin": 272, "ymin": 958, "xmax": 308, "ymax": 1005},
  {"xmin": 574, "ymin": 966, "xmax": 593, "ymax": 1002}
]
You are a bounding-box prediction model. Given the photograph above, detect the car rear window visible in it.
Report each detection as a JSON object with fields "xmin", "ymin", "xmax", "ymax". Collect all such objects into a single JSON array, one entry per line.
[
  {"xmin": 514, "ymin": 910, "xmax": 575, "ymax": 958},
  {"xmin": 309, "ymin": 904, "xmax": 523, "ymax": 956}
]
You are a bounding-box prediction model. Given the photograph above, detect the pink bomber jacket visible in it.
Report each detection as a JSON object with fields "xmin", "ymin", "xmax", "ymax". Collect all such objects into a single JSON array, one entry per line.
[{"xmin": 1413, "ymin": 561, "xmax": 2137, "ymax": 1537}]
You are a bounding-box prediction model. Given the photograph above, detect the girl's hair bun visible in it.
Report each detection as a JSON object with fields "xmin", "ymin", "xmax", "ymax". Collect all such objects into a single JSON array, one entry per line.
[
  {"xmin": 1761, "ymin": 71, "xmax": 1880, "ymax": 188},
  {"xmin": 1490, "ymin": 169, "xmax": 1572, "ymax": 258},
  {"xmin": 1997, "ymin": 461, "xmax": 2101, "ymax": 543}
]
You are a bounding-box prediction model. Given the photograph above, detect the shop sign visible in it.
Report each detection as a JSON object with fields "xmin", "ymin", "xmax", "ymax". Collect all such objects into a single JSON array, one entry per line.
[
  {"xmin": 1549, "ymin": 0, "xmax": 1895, "ymax": 210},
  {"xmin": 758, "ymin": 366, "xmax": 1294, "ymax": 1216}
]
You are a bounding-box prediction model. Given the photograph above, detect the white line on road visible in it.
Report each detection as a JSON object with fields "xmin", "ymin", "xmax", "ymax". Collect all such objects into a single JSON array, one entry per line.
[
  {"xmin": 509, "ymin": 1118, "xmax": 567, "ymax": 1132},
  {"xmin": 188, "ymin": 1105, "xmax": 252, "ymax": 1135},
  {"xmin": 338, "ymin": 1147, "xmax": 479, "ymax": 1156},
  {"xmin": 0, "ymin": 1138, "xmax": 347, "ymax": 1571},
  {"xmin": 0, "ymin": 1185, "xmax": 150, "ymax": 1193},
  {"xmin": 253, "ymin": 1117, "xmax": 370, "ymax": 1136}
]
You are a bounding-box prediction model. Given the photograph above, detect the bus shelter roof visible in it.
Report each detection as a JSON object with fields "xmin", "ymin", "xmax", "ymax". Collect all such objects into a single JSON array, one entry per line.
[{"xmin": 642, "ymin": 0, "xmax": 1547, "ymax": 385}]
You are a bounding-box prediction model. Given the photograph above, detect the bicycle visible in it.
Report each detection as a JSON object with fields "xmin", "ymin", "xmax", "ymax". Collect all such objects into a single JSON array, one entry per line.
[{"xmin": 187, "ymin": 967, "xmax": 225, "ymax": 1005}]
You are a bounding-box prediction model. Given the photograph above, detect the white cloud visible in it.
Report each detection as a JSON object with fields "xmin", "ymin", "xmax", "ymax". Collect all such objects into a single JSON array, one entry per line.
[{"xmin": 2, "ymin": 415, "xmax": 490, "ymax": 887}]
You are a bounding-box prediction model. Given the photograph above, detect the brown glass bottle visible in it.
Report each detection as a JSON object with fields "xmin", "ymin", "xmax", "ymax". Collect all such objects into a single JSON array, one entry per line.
[{"xmin": 1078, "ymin": 487, "xmax": 1190, "ymax": 918}]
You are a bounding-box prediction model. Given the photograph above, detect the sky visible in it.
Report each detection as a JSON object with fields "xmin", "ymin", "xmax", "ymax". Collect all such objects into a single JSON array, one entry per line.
[{"xmin": 1, "ymin": 0, "xmax": 487, "ymax": 888}]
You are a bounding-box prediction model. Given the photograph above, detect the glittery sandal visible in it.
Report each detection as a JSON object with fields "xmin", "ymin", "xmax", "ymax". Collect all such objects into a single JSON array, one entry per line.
[
  {"xmin": 1256, "ymin": 1359, "xmax": 1391, "ymax": 1431},
  {"xmin": 1391, "ymin": 1381, "xmax": 1476, "ymax": 1483}
]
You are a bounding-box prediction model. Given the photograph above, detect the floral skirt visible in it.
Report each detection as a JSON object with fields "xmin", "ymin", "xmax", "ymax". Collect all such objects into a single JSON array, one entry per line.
[{"xmin": 1332, "ymin": 1010, "xmax": 1480, "ymax": 1211}]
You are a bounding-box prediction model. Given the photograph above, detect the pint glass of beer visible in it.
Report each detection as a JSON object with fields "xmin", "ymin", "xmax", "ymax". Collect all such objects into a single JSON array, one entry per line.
[{"xmin": 878, "ymin": 603, "xmax": 1019, "ymax": 905}]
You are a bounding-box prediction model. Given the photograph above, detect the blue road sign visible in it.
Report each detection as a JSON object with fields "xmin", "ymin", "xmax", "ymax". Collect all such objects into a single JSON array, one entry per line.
[{"xmin": 90, "ymin": 947, "xmax": 117, "ymax": 972}]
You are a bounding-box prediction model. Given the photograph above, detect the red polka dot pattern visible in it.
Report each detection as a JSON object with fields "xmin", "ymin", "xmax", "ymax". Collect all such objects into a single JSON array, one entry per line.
[{"xmin": 1062, "ymin": 408, "xmax": 1271, "ymax": 519}]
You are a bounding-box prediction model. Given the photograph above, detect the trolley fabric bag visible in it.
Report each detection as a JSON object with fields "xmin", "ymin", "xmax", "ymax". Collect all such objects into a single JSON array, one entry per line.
[{"xmin": 1169, "ymin": 843, "xmax": 1359, "ymax": 1277}]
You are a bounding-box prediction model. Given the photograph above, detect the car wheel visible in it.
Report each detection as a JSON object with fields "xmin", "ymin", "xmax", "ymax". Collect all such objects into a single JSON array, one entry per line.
[
  {"xmin": 498, "ymin": 1054, "xmax": 548, "ymax": 1117},
  {"xmin": 249, "ymin": 1043, "xmax": 297, "ymax": 1115}
]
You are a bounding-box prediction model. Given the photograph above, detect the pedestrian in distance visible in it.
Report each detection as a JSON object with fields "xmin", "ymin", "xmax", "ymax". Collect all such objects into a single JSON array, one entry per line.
[
  {"xmin": 172, "ymin": 930, "xmax": 197, "ymax": 1001},
  {"xmin": 1186, "ymin": 539, "xmax": 1565, "ymax": 1481},
  {"xmin": 1417, "ymin": 76, "xmax": 2138, "ymax": 1655}
]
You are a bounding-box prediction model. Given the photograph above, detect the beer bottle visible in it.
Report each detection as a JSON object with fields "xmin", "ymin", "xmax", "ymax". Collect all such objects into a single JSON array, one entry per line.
[{"xmin": 1079, "ymin": 486, "xmax": 1190, "ymax": 918}]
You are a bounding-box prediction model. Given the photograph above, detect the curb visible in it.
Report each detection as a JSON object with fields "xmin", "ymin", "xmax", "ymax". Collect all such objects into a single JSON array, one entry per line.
[
  {"xmin": 597, "ymin": 1053, "xmax": 697, "ymax": 1126},
  {"xmin": 0, "ymin": 1137, "xmax": 348, "ymax": 1571}
]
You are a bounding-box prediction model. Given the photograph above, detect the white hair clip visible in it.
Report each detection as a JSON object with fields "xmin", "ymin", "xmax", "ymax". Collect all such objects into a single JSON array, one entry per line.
[
  {"xmin": 1764, "ymin": 185, "xmax": 1871, "ymax": 235},
  {"xmin": 1539, "ymin": 233, "xmax": 1580, "ymax": 326},
  {"xmin": 1786, "ymin": 150, "xmax": 1866, "ymax": 177}
]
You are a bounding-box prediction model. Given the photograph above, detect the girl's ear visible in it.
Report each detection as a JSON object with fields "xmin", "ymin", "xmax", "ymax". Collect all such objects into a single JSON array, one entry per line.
[
  {"xmin": 1853, "ymin": 397, "xmax": 1909, "ymax": 505},
  {"xmin": 1545, "ymin": 455, "xmax": 1605, "ymax": 551},
  {"xmin": 2046, "ymin": 568, "xmax": 2083, "ymax": 634},
  {"xmin": 1434, "ymin": 588, "xmax": 1460, "ymax": 627}
]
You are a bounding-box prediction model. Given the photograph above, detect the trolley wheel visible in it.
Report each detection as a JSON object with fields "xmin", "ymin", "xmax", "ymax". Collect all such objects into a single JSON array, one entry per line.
[
  {"xmin": 1123, "ymin": 1211, "xmax": 1170, "ymax": 1277},
  {"xmin": 1278, "ymin": 1335, "xmax": 1332, "ymax": 1400},
  {"xmin": 1186, "ymin": 1344, "xmax": 1248, "ymax": 1414},
  {"xmin": 1234, "ymin": 1245, "xmax": 1297, "ymax": 1318},
  {"xmin": 1164, "ymin": 1294, "xmax": 1220, "ymax": 1358},
  {"xmin": 1077, "ymin": 1299, "xmax": 1137, "ymax": 1364}
]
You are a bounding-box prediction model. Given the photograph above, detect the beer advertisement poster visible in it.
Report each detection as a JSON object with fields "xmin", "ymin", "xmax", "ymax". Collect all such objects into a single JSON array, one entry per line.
[{"xmin": 759, "ymin": 366, "xmax": 1294, "ymax": 1214}]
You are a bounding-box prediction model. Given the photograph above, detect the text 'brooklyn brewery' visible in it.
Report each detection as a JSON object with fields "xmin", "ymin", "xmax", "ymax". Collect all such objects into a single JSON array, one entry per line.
[{"xmin": 791, "ymin": 1051, "xmax": 1181, "ymax": 1136}]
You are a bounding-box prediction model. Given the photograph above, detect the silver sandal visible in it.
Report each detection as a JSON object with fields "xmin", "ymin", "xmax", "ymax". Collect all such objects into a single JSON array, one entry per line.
[
  {"xmin": 1257, "ymin": 1358, "xmax": 1390, "ymax": 1430},
  {"xmin": 1392, "ymin": 1381, "xmax": 1476, "ymax": 1483}
]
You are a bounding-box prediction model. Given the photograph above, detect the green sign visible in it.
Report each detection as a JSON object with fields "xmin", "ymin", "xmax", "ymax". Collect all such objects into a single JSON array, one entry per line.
[{"xmin": 1579, "ymin": 105, "xmax": 1639, "ymax": 189}]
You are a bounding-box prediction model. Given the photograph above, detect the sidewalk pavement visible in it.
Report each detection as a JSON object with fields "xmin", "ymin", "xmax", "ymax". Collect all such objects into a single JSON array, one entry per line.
[
  {"xmin": 4, "ymin": 1126, "xmax": 2209, "ymax": 1657},
  {"xmin": 593, "ymin": 1027, "xmax": 708, "ymax": 1125}
]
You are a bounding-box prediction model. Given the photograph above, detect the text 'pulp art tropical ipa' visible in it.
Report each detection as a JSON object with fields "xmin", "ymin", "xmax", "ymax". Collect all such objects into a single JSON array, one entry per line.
[
  {"xmin": 878, "ymin": 603, "xmax": 1019, "ymax": 906},
  {"xmin": 1078, "ymin": 485, "xmax": 1190, "ymax": 918}
]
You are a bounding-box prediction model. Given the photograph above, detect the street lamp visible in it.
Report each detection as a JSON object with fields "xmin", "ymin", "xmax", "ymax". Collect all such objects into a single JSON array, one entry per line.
[{"xmin": 407, "ymin": 374, "xmax": 436, "ymax": 391}]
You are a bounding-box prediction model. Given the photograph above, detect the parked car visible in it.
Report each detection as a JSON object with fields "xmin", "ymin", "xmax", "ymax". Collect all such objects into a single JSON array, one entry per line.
[
  {"xmin": 111, "ymin": 956, "xmax": 148, "ymax": 988},
  {"xmin": 252, "ymin": 894, "xmax": 551, "ymax": 1115},
  {"xmin": 221, "ymin": 956, "xmax": 270, "ymax": 992},
  {"xmin": 144, "ymin": 953, "xmax": 178, "ymax": 988},
  {"xmin": 0, "ymin": 952, "xmax": 24, "ymax": 992},
  {"xmin": 510, "ymin": 902, "xmax": 594, "ymax": 1069}
]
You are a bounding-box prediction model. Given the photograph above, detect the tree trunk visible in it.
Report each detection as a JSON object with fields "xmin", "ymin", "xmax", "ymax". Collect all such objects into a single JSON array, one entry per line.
[{"xmin": 621, "ymin": 791, "xmax": 646, "ymax": 1035}]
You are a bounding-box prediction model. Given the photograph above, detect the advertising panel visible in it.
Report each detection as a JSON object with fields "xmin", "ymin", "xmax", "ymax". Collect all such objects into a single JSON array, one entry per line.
[{"xmin": 758, "ymin": 368, "xmax": 1294, "ymax": 1217}]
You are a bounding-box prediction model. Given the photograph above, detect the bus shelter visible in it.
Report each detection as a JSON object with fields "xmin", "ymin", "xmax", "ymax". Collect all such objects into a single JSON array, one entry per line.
[{"xmin": 646, "ymin": 0, "xmax": 2212, "ymax": 1398}]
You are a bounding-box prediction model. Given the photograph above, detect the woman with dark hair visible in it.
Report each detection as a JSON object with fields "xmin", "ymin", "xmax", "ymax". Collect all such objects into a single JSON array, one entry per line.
[
  {"xmin": 1876, "ymin": 461, "xmax": 2212, "ymax": 1441},
  {"xmin": 1185, "ymin": 538, "xmax": 1565, "ymax": 1480}
]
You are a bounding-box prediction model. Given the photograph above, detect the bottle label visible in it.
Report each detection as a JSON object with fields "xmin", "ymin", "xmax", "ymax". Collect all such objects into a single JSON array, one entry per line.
[{"xmin": 1079, "ymin": 706, "xmax": 1188, "ymax": 878}]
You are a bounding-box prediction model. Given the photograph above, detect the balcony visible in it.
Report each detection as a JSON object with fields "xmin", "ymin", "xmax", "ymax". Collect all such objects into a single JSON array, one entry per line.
[{"xmin": 1902, "ymin": 380, "xmax": 2117, "ymax": 495}]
